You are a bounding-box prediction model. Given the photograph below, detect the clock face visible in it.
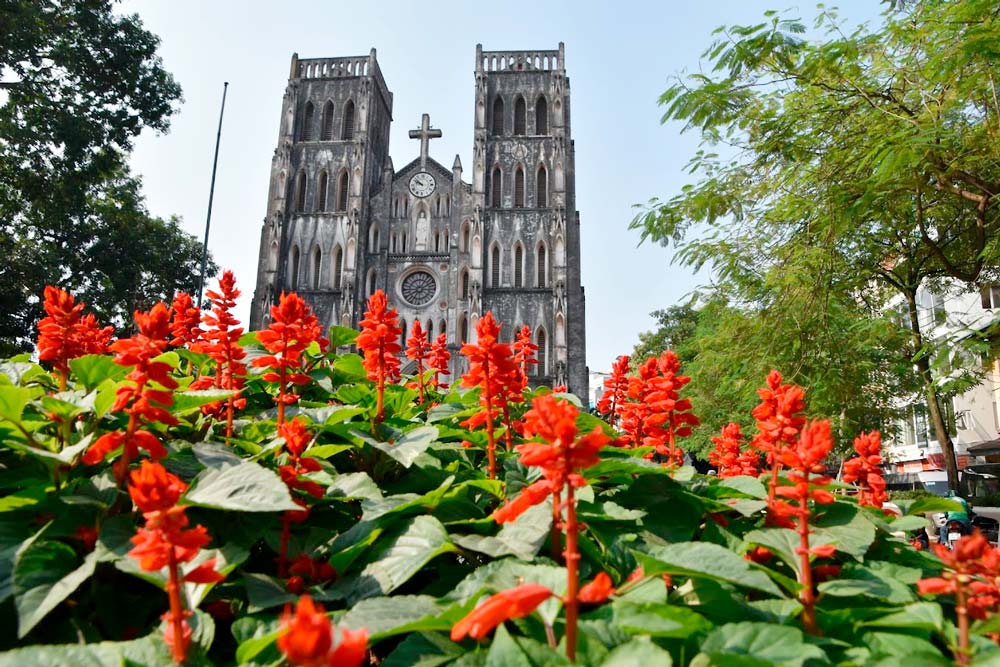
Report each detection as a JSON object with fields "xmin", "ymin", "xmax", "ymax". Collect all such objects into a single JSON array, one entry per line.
[{"xmin": 409, "ymin": 172, "xmax": 436, "ymax": 198}]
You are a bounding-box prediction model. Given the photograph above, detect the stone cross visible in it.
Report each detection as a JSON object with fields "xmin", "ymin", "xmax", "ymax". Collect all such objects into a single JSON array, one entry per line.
[{"xmin": 409, "ymin": 113, "xmax": 442, "ymax": 170}]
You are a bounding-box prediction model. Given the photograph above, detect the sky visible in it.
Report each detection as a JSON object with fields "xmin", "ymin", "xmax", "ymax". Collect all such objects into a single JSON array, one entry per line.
[{"xmin": 119, "ymin": 0, "xmax": 885, "ymax": 373}]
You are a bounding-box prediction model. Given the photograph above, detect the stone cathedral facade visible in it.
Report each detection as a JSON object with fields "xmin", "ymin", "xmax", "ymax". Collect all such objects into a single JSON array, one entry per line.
[{"xmin": 249, "ymin": 44, "xmax": 588, "ymax": 397}]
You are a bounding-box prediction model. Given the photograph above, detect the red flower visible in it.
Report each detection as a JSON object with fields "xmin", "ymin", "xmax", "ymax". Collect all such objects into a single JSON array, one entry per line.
[
  {"xmin": 512, "ymin": 324, "xmax": 539, "ymax": 388},
  {"xmin": 355, "ymin": 290, "xmax": 402, "ymax": 423},
  {"xmin": 128, "ymin": 457, "xmax": 187, "ymax": 512},
  {"xmin": 73, "ymin": 526, "xmax": 99, "ymax": 552},
  {"xmin": 578, "ymin": 572, "xmax": 614, "ymax": 604},
  {"xmin": 429, "ymin": 332, "xmax": 451, "ymax": 389},
  {"xmin": 451, "ymin": 583, "xmax": 553, "ymax": 641},
  {"xmin": 619, "ymin": 352, "xmax": 699, "ymax": 467},
  {"xmin": 251, "ymin": 292, "xmax": 326, "ymax": 426},
  {"xmin": 460, "ymin": 312, "xmax": 519, "ymax": 479},
  {"xmin": 842, "ymin": 430, "xmax": 887, "ymax": 508},
  {"xmin": 493, "ymin": 478, "xmax": 554, "ymax": 523},
  {"xmin": 708, "ymin": 422, "xmax": 746, "ymax": 478},
  {"xmin": 278, "ymin": 595, "xmax": 368, "ymax": 667},
  {"xmin": 168, "ymin": 291, "xmax": 203, "ymax": 349},
  {"xmin": 596, "ymin": 355, "xmax": 629, "ymax": 428},
  {"xmin": 276, "ymin": 418, "xmax": 325, "ymax": 576},
  {"xmin": 36, "ymin": 286, "xmax": 114, "ymax": 389},
  {"xmin": 406, "ymin": 319, "xmax": 431, "ymax": 404}
]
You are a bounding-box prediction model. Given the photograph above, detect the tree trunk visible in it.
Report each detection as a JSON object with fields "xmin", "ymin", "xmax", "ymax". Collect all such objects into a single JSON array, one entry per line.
[{"xmin": 905, "ymin": 290, "xmax": 961, "ymax": 493}]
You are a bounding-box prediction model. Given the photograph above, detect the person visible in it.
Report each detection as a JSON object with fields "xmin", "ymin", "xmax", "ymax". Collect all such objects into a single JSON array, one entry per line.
[{"xmin": 938, "ymin": 489, "xmax": 972, "ymax": 545}]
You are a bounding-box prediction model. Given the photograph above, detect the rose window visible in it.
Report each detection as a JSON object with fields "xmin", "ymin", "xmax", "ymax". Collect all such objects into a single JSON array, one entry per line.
[{"xmin": 401, "ymin": 271, "xmax": 436, "ymax": 306}]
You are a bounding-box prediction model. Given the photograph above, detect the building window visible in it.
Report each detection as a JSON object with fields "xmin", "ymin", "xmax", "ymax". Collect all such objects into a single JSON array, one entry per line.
[
  {"xmin": 461, "ymin": 268, "xmax": 469, "ymax": 297},
  {"xmin": 492, "ymin": 95, "xmax": 504, "ymax": 135},
  {"xmin": 461, "ymin": 221, "xmax": 470, "ymax": 251},
  {"xmin": 514, "ymin": 96, "xmax": 526, "ymax": 135},
  {"xmin": 294, "ymin": 171, "xmax": 306, "ymax": 212},
  {"xmin": 439, "ymin": 319, "xmax": 446, "ymax": 337},
  {"xmin": 514, "ymin": 167, "xmax": 525, "ymax": 208},
  {"xmin": 332, "ymin": 245, "xmax": 343, "ymax": 289},
  {"xmin": 491, "ymin": 245, "xmax": 501, "ymax": 287},
  {"xmin": 321, "ymin": 101, "xmax": 335, "ymax": 140},
  {"xmin": 317, "ymin": 171, "xmax": 329, "ymax": 211},
  {"xmin": 300, "ymin": 102, "xmax": 314, "ymax": 141},
  {"xmin": 337, "ymin": 171, "xmax": 349, "ymax": 211},
  {"xmin": 290, "ymin": 245, "xmax": 300, "ymax": 289},
  {"xmin": 311, "ymin": 246, "xmax": 321, "ymax": 288},
  {"xmin": 536, "ymin": 243, "xmax": 547, "ymax": 287},
  {"xmin": 536, "ymin": 328, "xmax": 546, "ymax": 376},
  {"xmin": 983, "ymin": 285, "xmax": 1000, "ymax": 310},
  {"xmin": 460, "ymin": 314, "xmax": 468, "ymax": 343},
  {"xmin": 400, "ymin": 319, "xmax": 407, "ymax": 349},
  {"xmin": 536, "ymin": 165, "xmax": 547, "ymax": 207},
  {"xmin": 491, "ymin": 167, "xmax": 502, "ymax": 208},
  {"xmin": 514, "ymin": 244, "xmax": 524, "ymax": 288},
  {"xmin": 535, "ymin": 95, "xmax": 548, "ymax": 134},
  {"xmin": 367, "ymin": 268, "xmax": 377, "ymax": 295},
  {"xmin": 342, "ymin": 100, "xmax": 355, "ymax": 140}
]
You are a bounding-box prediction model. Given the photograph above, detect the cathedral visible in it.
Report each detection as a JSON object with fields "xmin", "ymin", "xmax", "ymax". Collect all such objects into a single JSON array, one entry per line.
[{"xmin": 249, "ymin": 44, "xmax": 588, "ymax": 397}]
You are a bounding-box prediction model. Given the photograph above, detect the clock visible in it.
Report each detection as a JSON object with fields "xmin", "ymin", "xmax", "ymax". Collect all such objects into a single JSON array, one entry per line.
[{"xmin": 408, "ymin": 171, "xmax": 436, "ymax": 198}]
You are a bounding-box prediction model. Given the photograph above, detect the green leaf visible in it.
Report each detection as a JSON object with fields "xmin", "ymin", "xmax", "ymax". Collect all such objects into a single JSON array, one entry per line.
[
  {"xmin": 171, "ymin": 389, "xmax": 236, "ymax": 414},
  {"xmin": 383, "ymin": 632, "xmax": 466, "ymax": 667},
  {"xmin": 864, "ymin": 603, "xmax": 944, "ymax": 632},
  {"xmin": 340, "ymin": 595, "xmax": 456, "ymax": 639},
  {"xmin": 183, "ymin": 461, "xmax": 301, "ymax": 512},
  {"xmin": 327, "ymin": 472, "xmax": 383, "ymax": 501},
  {"xmin": 635, "ymin": 542, "xmax": 784, "ymax": 597},
  {"xmin": 333, "ymin": 515, "xmax": 458, "ymax": 603},
  {"xmin": 243, "ymin": 572, "xmax": 295, "ymax": 613},
  {"xmin": 485, "ymin": 624, "xmax": 571, "ymax": 667},
  {"xmin": 0, "ymin": 386, "xmax": 36, "ymax": 422},
  {"xmin": 453, "ymin": 501, "xmax": 551, "ymax": 561},
  {"xmin": 14, "ymin": 539, "xmax": 92, "ymax": 638},
  {"xmin": 0, "ymin": 632, "xmax": 172, "ymax": 667},
  {"xmin": 718, "ymin": 476, "xmax": 768, "ymax": 499},
  {"xmin": 811, "ymin": 501, "xmax": 876, "ymax": 560},
  {"xmin": 68, "ymin": 355, "xmax": 127, "ymax": 390},
  {"xmin": 691, "ymin": 622, "xmax": 829, "ymax": 667},
  {"xmin": 601, "ymin": 637, "xmax": 674, "ymax": 666},
  {"xmin": 358, "ymin": 425, "xmax": 440, "ymax": 468},
  {"xmin": 328, "ymin": 325, "xmax": 359, "ymax": 348},
  {"xmin": 898, "ymin": 498, "xmax": 963, "ymax": 516},
  {"xmin": 611, "ymin": 600, "xmax": 713, "ymax": 638}
]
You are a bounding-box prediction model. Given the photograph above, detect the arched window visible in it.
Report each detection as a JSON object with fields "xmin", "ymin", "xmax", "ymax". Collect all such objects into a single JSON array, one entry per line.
[
  {"xmin": 535, "ymin": 96, "xmax": 548, "ymax": 134},
  {"xmin": 491, "ymin": 167, "xmax": 502, "ymax": 208},
  {"xmin": 536, "ymin": 329, "xmax": 547, "ymax": 376},
  {"xmin": 514, "ymin": 244, "xmax": 524, "ymax": 288},
  {"xmin": 269, "ymin": 241, "xmax": 279, "ymax": 271},
  {"xmin": 337, "ymin": 171, "xmax": 349, "ymax": 211},
  {"xmin": 536, "ymin": 165, "xmax": 547, "ymax": 207},
  {"xmin": 492, "ymin": 96, "xmax": 505, "ymax": 135},
  {"xmin": 311, "ymin": 246, "xmax": 322, "ymax": 288},
  {"xmin": 427, "ymin": 320, "xmax": 434, "ymax": 339},
  {"xmin": 342, "ymin": 100, "xmax": 355, "ymax": 140},
  {"xmin": 514, "ymin": 167, "xmax": 525, "ymax": 208},
  {"xmin": 400, "ymin": 319, "xmax": 407, "ymax": 349},
  {"xmin": 491, "ymin": 244, "xmax": 501, "ymax": 287},
  {"xmin": 461, "ymin": 221, "xmax": 470, "ymax": 251},
  {"xmin": 367, "ymin": 268, "xmax": 377, "ymax": 295},
  {"xmin": 461, "ymin": 268, "xmax": 469, "ymax": 298},
  {"xmin": 321, "ymin": 101, "xmax": 335, "ymax": 140},
  {"xmin": 300, "ymin": 102, "xmax": 314, "ymax": 141},
  {"xmin": 460, "ymin": 314, "xmax": 469, "ymax": 343},
  {"xmin": 439, "ymin": 319, "xmax": 446, "ymax": 337},
  {"xmin": 514, "ymin": 96, "xmax": 526, "ymax": 135},
  {"xmin": 317, "ymin": 171, "xmax": 329, "ymax": 211},
  {"xmin": 290, "ymin": 246, "xmax": 300, "ymax": 289},
  {"xmin": 332, "ymin": 245, "xmax": 343, "ymax": 289},
  {"xmin": 369, "ymin": 223, "xmax": 379, "ymax": 250},
  {"xmin": 294, "ymin": 171, "xmax": 306, "ymax": 212},
  {"xmin": 536, "ymin": 243, "xmax": 548, "ymax": 288}
]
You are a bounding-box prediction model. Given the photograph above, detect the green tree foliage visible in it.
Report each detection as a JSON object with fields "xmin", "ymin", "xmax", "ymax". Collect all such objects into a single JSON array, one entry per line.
[
  {"xmin": 0, "ymin": 0, "xmax": 211, "ymax": 353},
  {"xmin": 632, "ymin": 1, "xmax": 1000, "ymax": 488}
]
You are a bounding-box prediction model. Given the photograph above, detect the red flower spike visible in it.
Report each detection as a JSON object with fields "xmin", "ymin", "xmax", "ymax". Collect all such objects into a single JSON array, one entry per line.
[
  {"xmin": 842, "ymin": 430, "xmax": 888, "ymax": 508},
  {"xmin": 128, "ymin": 459, "xmax": 187, "ymax": 513},
  {"xmin": 750, "ymin": 370, "xmax": 807, "ymax": 520},
  {"xmin": 356, "ymin": 290, "xmax": 402, "ymax": 423},
  {"xmin": 406, "ymin": 319, "xmax": 431, "ymax": 404},
  {"xmin": 596, "ymin": 355, "xmax": 629, "ymax": 428},
  {"xmin": 512, "ymin": 324, "xmax": 539, "ymax": 388},
  {"xmin": 251, "ymin": 292, "xmax": 326, "ymax": 426},
  {"xmin": 275, "ymin": 418, "xmax": 326, "ymax": 577},
  {"xmin": 278, "ymin": 595, "xmax": 368, "ymax": 667},
  {"xmin": 451, "ymin": 583, "xmax": 553, "ymax": 641},
  {"xmin": 493, "ymin": 478, "xmax": 554, "ymax": 523},
  {"xmin": 429, "ymin": 332, "xmax": 451, "ymax": 389},
  {"xmin": 578, "ymin": 572, "xmax": 615, "ymax": 604},
  {"xmin": 460, "ymin": 311, "xmax": 519, "ymax": 479},
  {"xmin": 168, "ymin": 291, "xmax": 203, "ymax": 349},
  {"xmin": 708, "ymin": 422, "xmax": 748, "ymax": 478},
  {"xmin": 37, "ymin": 286, "xmax": 114, "ymax": 389}
]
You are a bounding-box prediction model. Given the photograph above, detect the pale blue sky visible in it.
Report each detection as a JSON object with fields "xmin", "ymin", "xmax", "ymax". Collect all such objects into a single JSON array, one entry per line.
[{"xmin": 120, "ymin": 0, "xmax": 884, "ymax": 373}]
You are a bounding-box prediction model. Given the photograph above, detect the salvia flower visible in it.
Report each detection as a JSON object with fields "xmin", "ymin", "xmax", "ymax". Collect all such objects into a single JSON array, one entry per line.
[
  {"xmin": 429, "ymin": 332, "xmax": 451, "ymax": 390},
  {"xmin": 578, "ymin": 572, "xmax": 615, "ymax": 604},
  {"xmin": 83, "ymin": 302, "xmax": 177, "ymax": 486},
  {"xmin": 278, "ymin": 595, "xmax": 368, "ymax": 667},
  {"xmin": 451, "ymin": 583, "xmax": 553, "ymax": 641},
  {"xmin": 405, "ymin": 319, "xmax": 431, "ymax": 404},
  {"xmin": 276, "ymin": 417, "xmax": 324, "ymax": 577},
  {"xmin": 842, "ymin": 430, "xmax": 887, "ymax": 509},
  {"xmin": 355, "ymin": 289, "xmax": 402, "ymax": 423},
  {"xmin": 168, "ymin": 292, "xmax": 203, "ymax": 349},
  {"xmin": 511, "ymin": 324, "xmax": 539, "ymax": 387},
  {"xmin": 708, "ymin": 422, "xmax": 745, "ymax": 478},
  {"xmin": 751, "ymin": 370, "xmax": 807, "ymax": 517},
  {"xmin": 37, "ymin": 286, "xmax": 114, "ymax": 390},
  {"xmin": 127, "ymin": 460, "xmax": 223, "ymax": 663},
  {"xmin": 596, "ymin": 354, "xmax": 629, "ymax": 428},
  {"xmin": 251, "ymin": 292, "xmax": 326, "ymax": 426}
]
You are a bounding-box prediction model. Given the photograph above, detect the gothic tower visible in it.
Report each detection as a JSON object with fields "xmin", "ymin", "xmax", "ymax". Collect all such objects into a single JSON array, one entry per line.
[{"xmin": 250, "ymin": 45, "xmax": 589, "ymax": 399}]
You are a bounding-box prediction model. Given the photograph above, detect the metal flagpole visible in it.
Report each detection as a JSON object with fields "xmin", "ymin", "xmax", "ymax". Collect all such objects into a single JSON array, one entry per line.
[{"xmin": 197, "ymin": 81, "xmax": 229, "ymax": 306}]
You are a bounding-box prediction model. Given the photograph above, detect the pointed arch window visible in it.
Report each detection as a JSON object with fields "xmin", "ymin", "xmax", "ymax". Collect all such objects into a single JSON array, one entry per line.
[
  {"xmin": 514, "ymin": 96, "xmax": 526, "ymax": 135},
  {"xmin": 400, "ymin": 319, "xmax": 407, "ymax": 349},
  {"xmin": 294, "ymin": 171, "xmax": 307, "ymax": 212},
  {"xmin": 332, "ymin": 245, "xmax": 343, "ymax": 289},
  {"xmin": 311, "ymin": 246, "xmax": 322, "ymax": 288},
  {"xmin": 321, "ymin": 101, "xmax": 335, "ymax": 140},
  {"xmin": 491, "ymin": 244, "xmax": 501, "ymax": 287},
  {"xmin": 342, "ymin": 100, "xmax": 355, "ymax": 140},
  {"xmin": 461, "ymin": 268, "xmax": 469, "ymax": 298},
  {"xmin": 536, "ymin": 329, "xmax": 547, "ymax": 376},
  {"xmin": 535, "ymin": 96, "xmax": 548, "ymax": 134},
  {"xmin": 536, "ymin": 165, "xmax": 547, "ymax": 207},
  {"xmin": 290, "ymin": 246, "xmax": 301, "ymax": 289},
  {"xmin": 460, "ymin": 314, "xmax": 469, "ymax": 343},
  {"xmin": 367, "ymin": 268, "xmax": 377, "ymax": 295},
  {"xmin": 317, "ymin": 171, "xmax": 329, "ymax": 211},
  {"xmin": 300, "ymin": 102, "xmax": 314, "ymax": 141},
  {"xmin": 492, "ymin": 96, "xmax": 504, "ymax": 135},
  {"xmin": 440, "ymin": 319, "xmax": 446, "ymax": 337},
  {"xmin": 514, "ymin": 167, "xmax": 525, "ymax": 208},
  {"xmin": 514, "ymin": 244, "xmax": 524, "ymax": 288},
  {"xmin": 491, "ymin": 167, "xmax": 502, "ymax": 208},
  {"xmin": 536, "ymin": 243, "xmax": 548, "ymax": 287},
  {"xmin": 337, "ymin": 171, "xmax": 349, "ymax": 212},
  {"xmin": 461, "ymin": 221, "xmax": 470, "ymax": 251}
]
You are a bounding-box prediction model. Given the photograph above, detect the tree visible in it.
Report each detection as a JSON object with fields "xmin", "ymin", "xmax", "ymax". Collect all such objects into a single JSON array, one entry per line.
[
  {"xmin": 631, "ymin": 302, "xmax": 699, "ymax": 366},
  {"xmin": 0, "ymin": 0, "xmax": 211, "ymax": 354},
  {"xmin": 632, "ymin": 2, "xmax": 1000, "ymax": 489}
]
